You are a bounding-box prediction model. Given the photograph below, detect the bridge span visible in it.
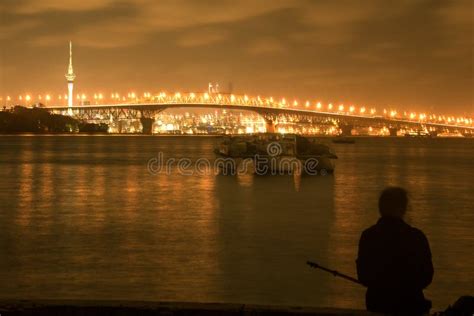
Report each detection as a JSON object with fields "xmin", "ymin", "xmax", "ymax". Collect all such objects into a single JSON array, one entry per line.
[{"xmin": 45, "ymin": 93, "xmax": 474, "ymax": 135}]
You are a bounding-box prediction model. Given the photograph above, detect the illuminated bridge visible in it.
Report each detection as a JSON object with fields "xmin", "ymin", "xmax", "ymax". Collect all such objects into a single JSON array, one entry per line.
[{"xmin": 46, "ymin": 92, "xmax": 474, "ymax": 136}]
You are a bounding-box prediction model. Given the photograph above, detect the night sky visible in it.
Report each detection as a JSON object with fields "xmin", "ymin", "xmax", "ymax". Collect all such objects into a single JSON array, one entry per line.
[{"xmin": 1, "ymin": 0, "xmax": 472, "ymax": 115}]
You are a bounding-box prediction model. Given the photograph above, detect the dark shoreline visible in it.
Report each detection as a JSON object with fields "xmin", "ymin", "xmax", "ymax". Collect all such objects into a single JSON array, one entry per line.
[{"xmin": 0, "ymin": 300, "xmax": 380, "ymax": 316}]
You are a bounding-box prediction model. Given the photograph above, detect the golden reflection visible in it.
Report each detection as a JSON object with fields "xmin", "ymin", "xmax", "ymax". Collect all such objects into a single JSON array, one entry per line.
[
  {"xmin": 92, "ymin": 164, "xmax": 107, "ymax": 230},
  {"xmin": 17, "ymin": 162, "xmax": 33, "ymax": 227},
  {"xmin": 293, "ymin": 173, "xmax": 301, "ymax": 192},
  {"xmin": 123, "ymin": 165, "xmax": 140, "ymax": 221},
  {"xmin": 236, "ymin": 165, "xmax": 254, "ymax": 187},
  {"xmin": 36, "ymin": 161, "xmax": 54, "ymax": 235},
  {"xmin": 40, "ymin": 163, "xmax": 53, "ymax": 198},
  {"xmin": 73, "ymin": 164, "xmax": 91, "ymax": 229},
  {"xmin": 124, "ymin": 167, "xmax": 220, "ymax": 299}
]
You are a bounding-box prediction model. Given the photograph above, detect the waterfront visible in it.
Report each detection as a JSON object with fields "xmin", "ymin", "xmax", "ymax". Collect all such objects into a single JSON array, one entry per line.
[{"xmin": 0, "ymin": 136, "xmax": 473, "ymax": 311}]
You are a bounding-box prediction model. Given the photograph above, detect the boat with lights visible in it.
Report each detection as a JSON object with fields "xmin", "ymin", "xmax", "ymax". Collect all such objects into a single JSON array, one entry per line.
[{"xmin": 214, "ymin": 133, "xmax": 337, "ymax": 174}]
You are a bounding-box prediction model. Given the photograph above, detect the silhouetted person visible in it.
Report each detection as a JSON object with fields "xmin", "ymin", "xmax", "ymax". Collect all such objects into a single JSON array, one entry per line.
[{"xmin": 357, "ymin": 187, "xmax": 433, "ymax": 314}]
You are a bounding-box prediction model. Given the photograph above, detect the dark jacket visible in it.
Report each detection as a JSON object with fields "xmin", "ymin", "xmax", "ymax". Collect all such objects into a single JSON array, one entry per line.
[{"xmin": 357, "ymin": 217, "xmax": 434, "ymax": 314}]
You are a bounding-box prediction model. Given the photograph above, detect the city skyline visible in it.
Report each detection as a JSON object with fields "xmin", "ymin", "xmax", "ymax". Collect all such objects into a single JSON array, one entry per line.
[{"xmin": 1, "ymin": 0, "xmax": 472, "ymax": 115}]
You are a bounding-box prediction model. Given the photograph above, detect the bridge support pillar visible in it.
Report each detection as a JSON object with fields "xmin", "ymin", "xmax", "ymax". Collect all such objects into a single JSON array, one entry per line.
[
  {"xmin": 389, "ymin": 127, "xmax": 398, "ymax": 137},
  {"xmin": 140, "ymin": 117, "xmax": 154, "ymax": 134},
  {"xmin": 265, "ymin": 120, "xmax": 275, "ymax": 133},
  {"xmin": 118, "ymin": 120, "xmax": 126, "ymax": 134},
  {"xmin": 339, "ymin": 124, "xmax": 353, "ymax": 136}
]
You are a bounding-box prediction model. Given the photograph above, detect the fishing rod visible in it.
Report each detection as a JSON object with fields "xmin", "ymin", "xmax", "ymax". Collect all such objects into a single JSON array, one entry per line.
[{"xmin": 306, "ymin": 261, "xmax": 363, "ymax": 286}]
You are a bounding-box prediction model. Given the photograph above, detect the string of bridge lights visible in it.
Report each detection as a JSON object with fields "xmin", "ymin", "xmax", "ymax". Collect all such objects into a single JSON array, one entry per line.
[{"xmin": 1, "ymin": 91, "xmax": 472, "ymax": 127}]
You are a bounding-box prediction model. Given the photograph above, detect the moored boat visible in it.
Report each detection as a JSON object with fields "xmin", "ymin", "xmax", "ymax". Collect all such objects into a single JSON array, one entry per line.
[{"xmin": 214, "ymin": 133, "xmax": 337, "ymax": 175}]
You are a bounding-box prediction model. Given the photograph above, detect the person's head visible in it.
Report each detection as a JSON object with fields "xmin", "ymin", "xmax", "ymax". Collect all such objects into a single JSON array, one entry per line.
[{"xmin": 378, "ymin": 187, "xmax": 408, "ymax": 218}]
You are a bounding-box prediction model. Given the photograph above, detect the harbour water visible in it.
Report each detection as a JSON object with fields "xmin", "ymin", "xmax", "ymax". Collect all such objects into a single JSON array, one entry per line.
[{"xmin": 0, "ymin": 135, "xmax": 473, "ymax": 311}]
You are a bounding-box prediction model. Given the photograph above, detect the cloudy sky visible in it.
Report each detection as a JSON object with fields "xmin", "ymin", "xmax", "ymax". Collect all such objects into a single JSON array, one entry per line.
[{"xmin": 1, "ymin": 0, "xmax": 472, "ymax": 114}]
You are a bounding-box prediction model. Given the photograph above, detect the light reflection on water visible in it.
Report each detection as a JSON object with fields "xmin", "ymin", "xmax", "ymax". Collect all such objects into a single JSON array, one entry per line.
[{"xmin": 0, "ymin": 136, "xmax": 473, "ymax": 311}]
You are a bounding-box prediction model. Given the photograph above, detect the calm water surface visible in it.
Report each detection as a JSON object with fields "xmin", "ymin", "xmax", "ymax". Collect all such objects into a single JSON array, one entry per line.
[{"xmin": 0, "ymin": 135, "xmax": 473, "ymax": 310}]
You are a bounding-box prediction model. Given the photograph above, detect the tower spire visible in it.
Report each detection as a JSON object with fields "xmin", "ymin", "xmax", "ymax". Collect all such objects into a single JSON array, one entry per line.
[
  {"xmin": 66, "ymin": 41, "xmax": 76, "ymax": 81},
  {"xmin": 65, "ymin": 41, "xmax": 76, "ymax": 110}
]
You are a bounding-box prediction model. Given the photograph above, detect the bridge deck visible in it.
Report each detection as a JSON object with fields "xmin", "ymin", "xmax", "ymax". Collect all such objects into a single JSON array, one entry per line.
[{"xmin": 44, "ymin": 102, "xmax": 473, "ymax": 131}]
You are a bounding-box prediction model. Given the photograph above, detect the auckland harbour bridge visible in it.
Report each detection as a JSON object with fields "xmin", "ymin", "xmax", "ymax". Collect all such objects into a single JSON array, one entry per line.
[
  {"xmin": 46, "ymin": 92, "xmax": 474, "ymax": 136},
  {"xmin": 24, "ymin": 42, "xmax": 474, "ymax": 136}
]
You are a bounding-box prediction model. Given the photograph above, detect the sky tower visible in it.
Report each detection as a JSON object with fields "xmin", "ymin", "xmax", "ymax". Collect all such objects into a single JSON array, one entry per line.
[{"xmin": 65, "ymin": 41, "xmax": 76, "ymax": 110}]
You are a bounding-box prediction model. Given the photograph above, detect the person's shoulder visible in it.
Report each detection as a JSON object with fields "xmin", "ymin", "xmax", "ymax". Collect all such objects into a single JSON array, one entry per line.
[
  {"xmin": 407, "ymin": 223, "xmax": 424, "ymax": 235},
  {"xmin": 361, "ymin": 224, "xmax": 378, "ymax": 237},
  {"xmin": 408, "ymin": 225, "xmax": 429, "ymax": 242}
]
